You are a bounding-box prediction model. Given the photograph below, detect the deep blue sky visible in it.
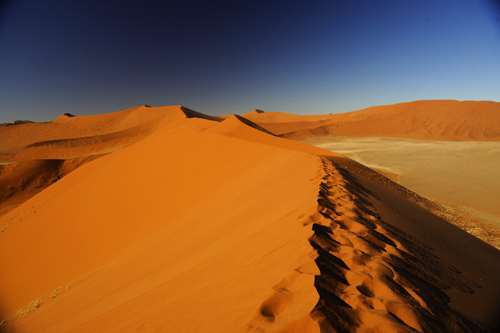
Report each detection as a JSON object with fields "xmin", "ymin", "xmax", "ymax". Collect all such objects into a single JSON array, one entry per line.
[{"xmin": 1, "ymin": 0, "xmax": 499, "ymax": 122}]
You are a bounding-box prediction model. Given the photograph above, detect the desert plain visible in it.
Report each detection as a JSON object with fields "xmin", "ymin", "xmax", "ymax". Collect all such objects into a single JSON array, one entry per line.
[
  {"xmin": 0, "ymin": 100, "xmax": 499, "ymax": 332},
  {"xmin": 306, "ymin": 137, "xmax": 500, "ymax": 216}
]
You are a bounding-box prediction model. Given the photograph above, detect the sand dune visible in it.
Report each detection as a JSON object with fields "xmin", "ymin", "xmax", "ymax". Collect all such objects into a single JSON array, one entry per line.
[
  {"xmin": 242, "ymin": 109, "xmax": 343, "ymax": 136},
  {"xmin": 0, "ymin": 156, "xmax": 101, "ymax": 217},
  {"xmin": 209, "ymin": 114, "xmax": 339, "ymax": 156},
  {"xmin": 308, "ymin": 137, "xmax": 500, "ymax": 216},
  {"xmin": 249, "ymin": 100, "xmax": 500, "ymax": 246},
  {"xmin": 1, "ymin": 105, "xmax": 499, "ymax": 332},
  {"xmin": 245, "ymin": 100, "xmax": 500, "ymax": 141},
  {"xmin": 0, "ymin": 105, "xmax": 212, "ymax": 216},
  {"xmin": 0, "ymin": 105, "xmax": 214, "ymax": 162}
]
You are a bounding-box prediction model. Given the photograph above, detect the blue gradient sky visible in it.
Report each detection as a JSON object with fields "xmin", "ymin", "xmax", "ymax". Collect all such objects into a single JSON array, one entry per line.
[{"xmin": 1, "ymin": 0, "xmax": 499, "ymax": 122}]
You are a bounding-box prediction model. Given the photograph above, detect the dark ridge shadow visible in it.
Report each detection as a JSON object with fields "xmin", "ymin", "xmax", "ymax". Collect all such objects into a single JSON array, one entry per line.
[{"xmin": 309, "ymin": 158, "xmax": 496, "ymax": 333}]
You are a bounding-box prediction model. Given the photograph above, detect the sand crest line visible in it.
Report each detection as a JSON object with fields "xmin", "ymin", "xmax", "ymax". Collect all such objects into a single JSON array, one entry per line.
[{"xmin": 305, "ymin": 158, "xmax": 492, "ymax": 332}]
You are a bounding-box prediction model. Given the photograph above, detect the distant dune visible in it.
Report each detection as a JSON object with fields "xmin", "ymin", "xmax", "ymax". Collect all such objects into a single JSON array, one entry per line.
[
  {"xmin": 0, "ymin": 120, "xmax": 35, "ymax": 127},
  {"xmin": 1, "ymin": 104, "xmax": 499, "ymax": 332},
  {"xmin": 0, "ymin": 105, "xmax": 218, "ymax": 216},
  {"xmin": 244, "ymin": 100, "xmax": 500, "ymax": 141},
  {"xmin": 0, "ymin": 105, "xmax": 217, "ymax": 162}
]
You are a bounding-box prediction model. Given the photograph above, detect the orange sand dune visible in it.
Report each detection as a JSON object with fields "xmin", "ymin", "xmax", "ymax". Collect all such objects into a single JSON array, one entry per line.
[
  {"xmin": 245, "ymin": 100, "xmax": 500, "ymax": 141},
  {"xmin": 0, "ymin": 105, "xmax": 220, "ymax": 162},
  {"xmin": 208, "ymin": 114, "xmax": 339, "ymax": 156},
  {"xmin": 1, "ymin": 105, "xmax": 499, "ymax": 332},
  {"xmin": 242, "ymin": 109, "xmax": 344, "ymax": 136},
  {"xmin": 0, "ymin": 156, "xmax": 101, "ymax": 217},
  {"xmin": 0, "ymin": 105, "xmax": 219, "ymax": 216}
]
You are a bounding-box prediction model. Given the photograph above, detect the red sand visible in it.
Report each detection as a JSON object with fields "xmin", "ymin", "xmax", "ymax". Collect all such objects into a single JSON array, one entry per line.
[
  {"xmin": 1, "ymin": 104, "xmax": 499, "ymax": 332},
  {"xmin": 244, "ymin": 100, "xmax": 500, "ymax": 141},
  {"xmin": 0, "ymin": 105, "xmax": 216, "ymax": 217}
]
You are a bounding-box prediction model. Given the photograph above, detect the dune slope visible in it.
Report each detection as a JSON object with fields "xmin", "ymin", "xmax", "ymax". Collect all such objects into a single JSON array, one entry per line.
[
  {"xmin": 0, "ymin": 106, "xmax": 499, "ymax": 332},
  {"xmin": 0, "ymin": 105, "xmax": 216, "ymax": 162},
  {"xmin": 0, "ymin": 156, "xmax": 102, "ymax": 217},
  {"xmin": 245, "ymin": 100, "xmax": 500, "ymax": 141},
  {"xmin": 0, "ymin": 105, "xmax": 217, "ymax": 217}
]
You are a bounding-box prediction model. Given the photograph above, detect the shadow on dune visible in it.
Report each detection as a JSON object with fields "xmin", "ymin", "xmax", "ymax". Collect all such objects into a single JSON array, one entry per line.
[
  {"xmin": 310, "ymin": 158, "xmax": 496, "ymax": 332},
  {"xmin": 0, "ymin": 155, "xmax": 103, "ymax": 218}
]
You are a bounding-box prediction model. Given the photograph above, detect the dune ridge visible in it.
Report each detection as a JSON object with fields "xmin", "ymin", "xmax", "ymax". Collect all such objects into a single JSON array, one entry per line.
[
  {"xmin": 180, "ymin": 106, "xmax": 223, "ymax": 122},
  {"xmin": 307, "ymin": 158, "xmax": 495, "ymax": 332},
  {"xmin": 244, "ymin": 100, "xmax": 500, "ymax": 141},
  {"xmin": 0, "ymin": 105, "xmax": 198, "ymax": 159},
  {"xmin": 1, "ymin": 105, "xmax": 499, "ymax": 332},
  {"xmin": 208, "ymin": 114, "xmax": 337, "ymax": 157},
  {"xmin": 0, "ymin": 105, "xmax": 214, "ymax": 216}
]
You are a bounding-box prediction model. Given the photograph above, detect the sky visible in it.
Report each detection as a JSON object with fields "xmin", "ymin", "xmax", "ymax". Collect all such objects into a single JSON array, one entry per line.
[{"xmin": 1, "ymin": 0, "xmax": 499, "ymax": 122}]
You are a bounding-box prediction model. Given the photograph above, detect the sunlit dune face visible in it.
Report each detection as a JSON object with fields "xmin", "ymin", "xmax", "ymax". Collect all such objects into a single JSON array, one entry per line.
[{"xmin": 0, "ymin": 104, "xmax": 499, "ymax": 332}]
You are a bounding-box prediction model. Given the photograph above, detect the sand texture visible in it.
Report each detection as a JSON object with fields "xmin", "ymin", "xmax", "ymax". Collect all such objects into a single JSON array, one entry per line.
[
  {"xmin": 1, "ymin": 104, "xmax": 499, "ymax": 332},
  {"xmin": 249, "ymin": 100, "xmax": 500, "ymax": 249},
  {"xmin": 307, "ymin": 137, "xmax": 500, "ymax": 216}
]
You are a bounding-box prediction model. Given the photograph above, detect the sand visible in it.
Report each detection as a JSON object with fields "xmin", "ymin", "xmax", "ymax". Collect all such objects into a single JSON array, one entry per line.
[
  {"xmin": 248, "ymin": 100, "xmax": 500, "ymax": 248},
  {"xmin": 0, "ymin": 105, "xmax": 216, "ymax": 217},
  {"xmin": 245, "ymin": 100, "xmax": 500, "ymax": 141},
  {"xmin": 1, "ymin": 103, "xmax": 500, "ymax": 332},
  {"xmin": 306, "ymin": 136, "xmax": 500, "ymax": 217}
]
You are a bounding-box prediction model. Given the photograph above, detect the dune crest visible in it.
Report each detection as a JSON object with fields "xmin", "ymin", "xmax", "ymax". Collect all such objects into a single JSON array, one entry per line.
[
  {"xmin": 208, "ymin": 114, "xmax": 340, "ymax": 157},
  {"xmin": 0, "ymin": 105, "xmax": 223, "ymax": 215},
  {"xmin": 51, "ymin": 113, "xmax": 75, "ymax": 122},
  {"xmin": 0, "ymin": 105, "xmax": 195, "ymax": 153},
  {"xmin": 307, "ymin": 158, "xmax": 494, "ymax": 332},
  {"xmin": 245, "ymin": 100, "xmax": 500, "ymax": 141}
]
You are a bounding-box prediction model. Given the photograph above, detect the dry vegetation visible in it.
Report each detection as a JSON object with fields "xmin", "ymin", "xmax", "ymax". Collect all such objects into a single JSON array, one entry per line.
[{"xmin": 367, "ymin": 167, "xmax": 500, "ymax": 249}]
